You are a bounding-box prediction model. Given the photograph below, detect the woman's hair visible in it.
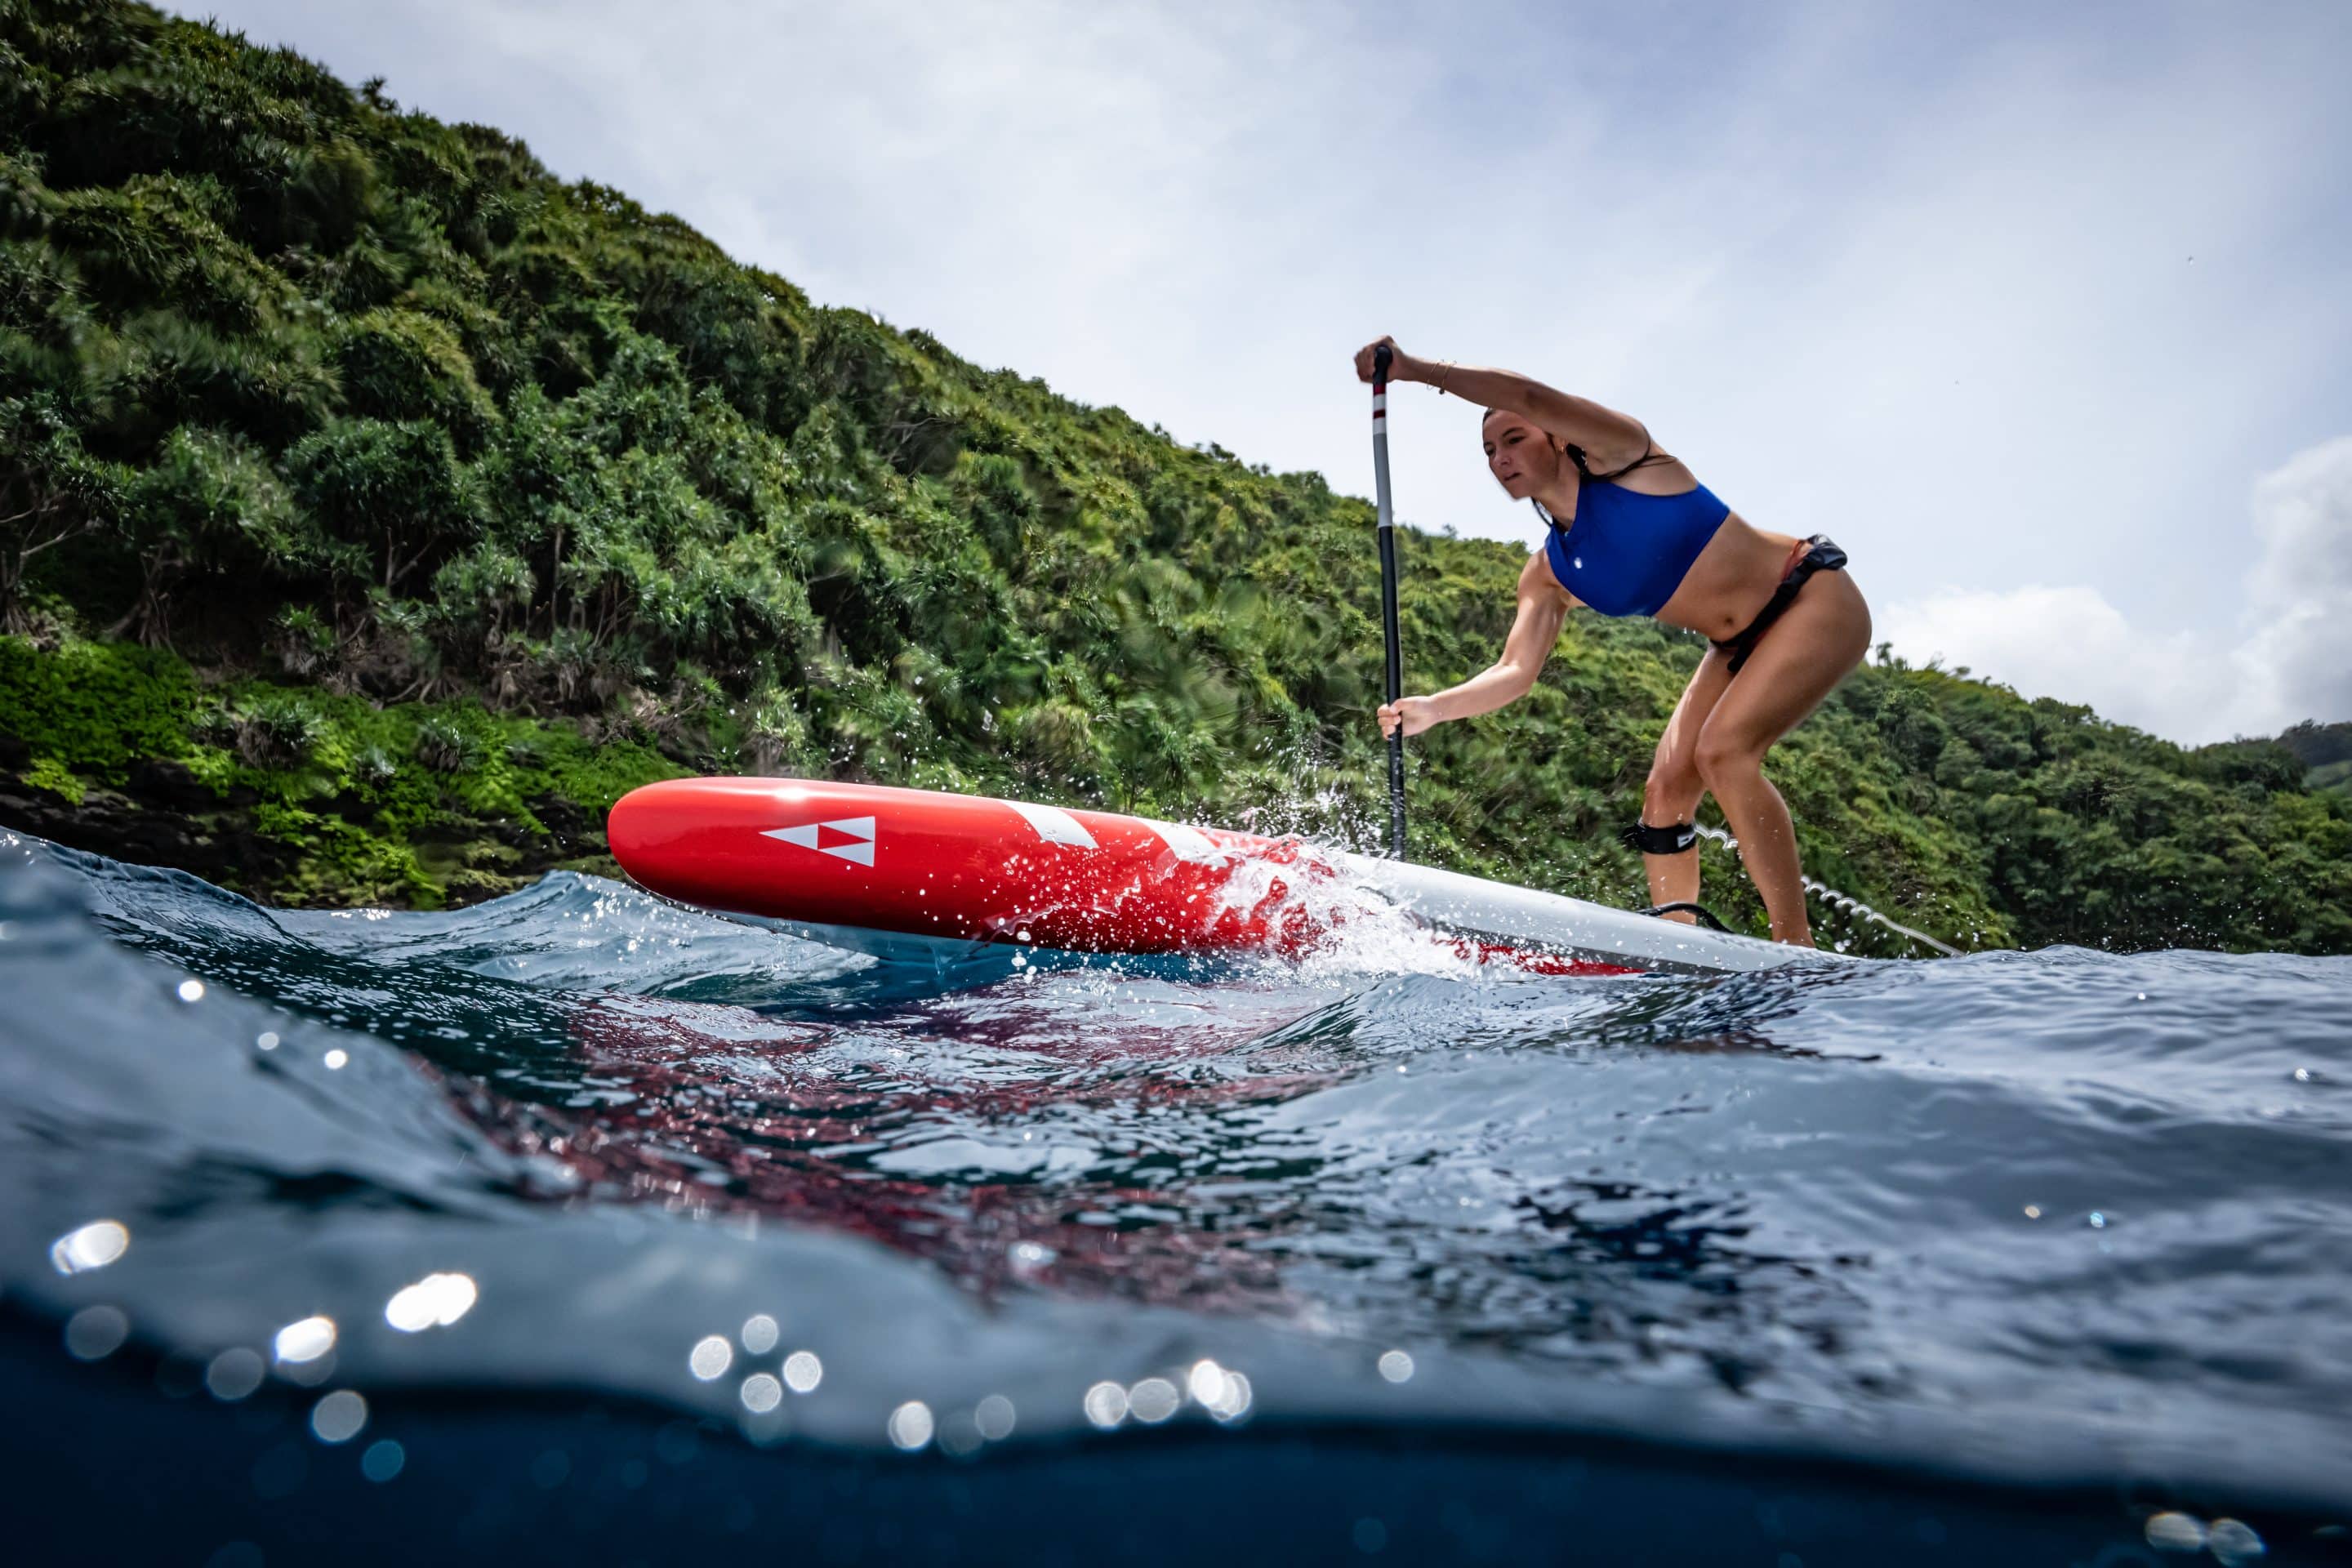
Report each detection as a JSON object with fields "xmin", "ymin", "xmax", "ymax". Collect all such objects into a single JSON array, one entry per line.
[{"xmin": 1481, "ymin": 407, "xmax": 1557, "ymax": 448}]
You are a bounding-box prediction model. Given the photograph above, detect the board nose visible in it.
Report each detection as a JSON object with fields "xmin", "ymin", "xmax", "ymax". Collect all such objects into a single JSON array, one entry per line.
[
  {"xmin": 604, "ymin": 783, "xmax": 666, "ymax": 886},
  {"xmin": 606, "ymin": 778, "xmax": 733, "ymax": 895}
]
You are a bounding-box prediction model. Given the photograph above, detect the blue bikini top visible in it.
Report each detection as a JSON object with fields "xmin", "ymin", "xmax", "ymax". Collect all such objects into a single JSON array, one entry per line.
[{"xmin": 1536, "ymin": 452, "xmax": 1730, "ymax": 618}]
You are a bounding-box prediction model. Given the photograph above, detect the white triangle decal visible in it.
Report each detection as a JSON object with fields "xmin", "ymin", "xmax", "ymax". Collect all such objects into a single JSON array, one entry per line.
[{"xmin": 763, "ymin": 817, "xmax": 878, "ymax": 866}]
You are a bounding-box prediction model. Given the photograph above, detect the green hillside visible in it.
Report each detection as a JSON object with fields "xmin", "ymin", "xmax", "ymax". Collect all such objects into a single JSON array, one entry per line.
[
  {"xmin": 2, "ymin": 0, "xmax": 2347, "ymax": 954},
  {"xmin": 2274, "ymin": 721, "xmax": 2352, "ymax": 799}
]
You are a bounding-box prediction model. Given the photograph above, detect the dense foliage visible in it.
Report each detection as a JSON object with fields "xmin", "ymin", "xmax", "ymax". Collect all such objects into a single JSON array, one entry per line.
[
  {"xmin": 2, "ymin": 0, "xmax": 2346, "ymax": 951},
  {"xmin": 2277, "ymin": 720, "xmax": 2352, "ymax": 796}
]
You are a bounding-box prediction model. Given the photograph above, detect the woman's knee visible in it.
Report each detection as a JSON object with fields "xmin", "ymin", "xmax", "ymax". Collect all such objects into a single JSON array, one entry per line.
[
  {"xmin": 1694, "ymin": 726, "xmax": 1762, "ymax": 791},
  {"xmin": 1644, "ymin": 751, "xmax": 1702, "ymax": 819}
]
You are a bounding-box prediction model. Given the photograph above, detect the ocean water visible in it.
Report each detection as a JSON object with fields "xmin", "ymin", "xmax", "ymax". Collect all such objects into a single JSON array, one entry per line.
[{"xmin": 2, "ymin": 826, "xmax": 2348, "ymax": 1565}]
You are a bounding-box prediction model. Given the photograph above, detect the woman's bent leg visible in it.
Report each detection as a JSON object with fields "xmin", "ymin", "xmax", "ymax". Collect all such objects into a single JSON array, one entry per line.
[
  {"xmin": 1694, "ymin": 571, "xmax": 1872, "ymax": 946},
  {"xmin": 1644, "ymin": 651, "xmax": 1734, "ymax": 920},
  {"xmin": 1708, "ymin": 768, "xmax": 1810, "ymax": 943}
]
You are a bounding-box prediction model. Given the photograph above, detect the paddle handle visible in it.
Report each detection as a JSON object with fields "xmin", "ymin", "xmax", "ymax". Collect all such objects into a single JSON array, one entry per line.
[{"xmin": 1371, "ymin": 345, "xmax": 1407, "ymax": 861}]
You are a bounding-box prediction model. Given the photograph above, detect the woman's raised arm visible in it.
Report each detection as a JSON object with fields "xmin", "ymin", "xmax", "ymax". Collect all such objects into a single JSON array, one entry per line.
[{"xmin": 1353, "ymin": 336, "xmax": 1648, "ymax": 474}]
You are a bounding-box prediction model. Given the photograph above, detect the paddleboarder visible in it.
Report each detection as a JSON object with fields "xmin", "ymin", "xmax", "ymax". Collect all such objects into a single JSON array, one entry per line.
[{"xmin": 1355, "ymin": 336, "xmax": 1871, "ymax": 947}]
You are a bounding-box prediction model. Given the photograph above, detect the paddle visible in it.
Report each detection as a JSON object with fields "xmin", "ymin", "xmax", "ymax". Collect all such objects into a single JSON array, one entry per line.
[{"xmin": 1370, "ymin": 344, "xmax": 1408, "ymax": 860}]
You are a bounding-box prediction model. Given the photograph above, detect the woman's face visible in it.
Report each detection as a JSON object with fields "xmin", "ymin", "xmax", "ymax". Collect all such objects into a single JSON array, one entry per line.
[{"xmin": 1482, "ymin": 412, "xmax": 1560, "ymax": 499}]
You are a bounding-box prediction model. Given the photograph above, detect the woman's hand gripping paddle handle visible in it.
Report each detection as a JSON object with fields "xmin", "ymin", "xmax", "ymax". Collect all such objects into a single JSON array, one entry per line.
[{"xmin": 1371, "ymin": 344, "xmax": 1408, "ymax": 860}]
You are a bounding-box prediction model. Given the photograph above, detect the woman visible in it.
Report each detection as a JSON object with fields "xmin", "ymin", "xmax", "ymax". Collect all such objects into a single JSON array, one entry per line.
[{"xmin": 1355, "ymin": 336, "xmax": 1870, "ymax": 947}]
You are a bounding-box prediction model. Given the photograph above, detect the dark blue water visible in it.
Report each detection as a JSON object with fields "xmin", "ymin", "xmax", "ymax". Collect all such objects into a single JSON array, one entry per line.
[{"xmin": 3, "ymin": 826, "xmax": 2347, "ymax": 1564}]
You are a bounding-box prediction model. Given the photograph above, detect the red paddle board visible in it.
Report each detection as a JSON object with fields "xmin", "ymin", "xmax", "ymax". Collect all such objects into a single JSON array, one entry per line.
[{"xmin": 608, "ymin": 778, "xmax": 1806, "ymax": 977}]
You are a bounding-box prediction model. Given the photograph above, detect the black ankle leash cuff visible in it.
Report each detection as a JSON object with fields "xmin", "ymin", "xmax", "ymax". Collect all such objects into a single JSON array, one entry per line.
[{"xmin": 1621, "ymin": 820, "xmax": 1699, "ymax": 856}]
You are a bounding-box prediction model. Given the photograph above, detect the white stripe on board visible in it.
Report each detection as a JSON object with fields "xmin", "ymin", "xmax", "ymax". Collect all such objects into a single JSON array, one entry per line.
[
  {"xmin": 1005, "ymin": 800, "xmax": 1098, "ymax": 850},
  {"xmin": 1144, "ymin": 820, "xmax": 1218, "ymax": 863}
]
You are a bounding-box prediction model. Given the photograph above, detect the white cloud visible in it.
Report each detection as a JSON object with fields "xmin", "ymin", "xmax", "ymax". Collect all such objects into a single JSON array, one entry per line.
[
  {"xmin": 1882, "ymin": 435, "xmax": 2352, "ymax": 743},
  {"xmin": 1879, "ymin": 582, "xmax": 2239, "ymax": 740},
  {"xmin": 2239, "ymin": 435, "xmax": 2352, "ymax": 732}
]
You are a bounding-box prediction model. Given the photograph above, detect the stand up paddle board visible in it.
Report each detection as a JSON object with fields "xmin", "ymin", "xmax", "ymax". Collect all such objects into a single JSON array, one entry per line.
[{"xmin": 607, "ymin": 778, "xmax": 1807, "ymax": 977}]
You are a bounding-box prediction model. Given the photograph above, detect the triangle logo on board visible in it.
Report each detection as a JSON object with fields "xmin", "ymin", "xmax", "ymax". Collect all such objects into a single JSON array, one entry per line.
[{"xmin": 761, "ymin": 816, "xmax": 876, "ymax": 866}]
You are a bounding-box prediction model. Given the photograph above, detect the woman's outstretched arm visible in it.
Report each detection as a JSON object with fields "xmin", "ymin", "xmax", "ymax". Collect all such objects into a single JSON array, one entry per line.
[{"xmin": 1379, "ymin": 553, "xmax": 1570, "ymax": 738}]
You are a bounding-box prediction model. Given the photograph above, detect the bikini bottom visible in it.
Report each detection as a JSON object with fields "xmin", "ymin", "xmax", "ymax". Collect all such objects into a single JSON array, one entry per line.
[{"xmin": 1711, "ymin": 536, "xmax": 1847, "ymax": 675}]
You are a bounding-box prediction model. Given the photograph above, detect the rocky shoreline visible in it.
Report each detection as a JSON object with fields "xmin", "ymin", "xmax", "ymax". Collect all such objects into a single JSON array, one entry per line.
[
  {"xmin": 0, "ymin": 748, "xmax": 623, "ymax": 908},
  {"xmin": 2, "ymin": 639, "xmax": 670, "ymax": 909}
]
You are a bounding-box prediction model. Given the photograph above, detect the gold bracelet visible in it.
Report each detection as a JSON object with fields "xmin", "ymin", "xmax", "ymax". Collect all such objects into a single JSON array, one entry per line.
[{"xmin": 1436, "ymin": 360, "xmax": 1454, "ymax": 396}]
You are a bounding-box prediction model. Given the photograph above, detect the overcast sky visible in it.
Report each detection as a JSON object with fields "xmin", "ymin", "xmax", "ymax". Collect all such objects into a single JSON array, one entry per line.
[{"xmin": 178, "ymin": 0, "xmax": 2352, "ymax": 744}]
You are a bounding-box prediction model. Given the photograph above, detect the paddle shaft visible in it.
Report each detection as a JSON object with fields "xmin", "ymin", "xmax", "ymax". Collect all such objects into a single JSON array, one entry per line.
[{"xmin": 1371, "ymin": 345, "xmax": 1407, "ymax": 860}]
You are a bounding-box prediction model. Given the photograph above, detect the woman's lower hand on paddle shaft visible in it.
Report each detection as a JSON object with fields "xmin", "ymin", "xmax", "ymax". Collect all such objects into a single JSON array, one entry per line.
[{"xmin": 1378, "ymin": 696, "xmax": 1441, "ymax": 739}]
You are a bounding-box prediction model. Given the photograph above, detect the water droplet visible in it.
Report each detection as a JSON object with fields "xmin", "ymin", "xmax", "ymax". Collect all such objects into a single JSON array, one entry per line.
[
  {"xmin": 274, "ymin": 1316, "xmax": 336, "ymax": 1364},
  {"xmin": 360, "ymin": 1439, "xmax": 405, "ymax": 1483},
  {"xmin": 206, "ymin": 1348, "xmax": 265, "ymax": 1401},
  {"xmin": 2206, "ymin": 1518, "xmax": 2265, "ymax": 1566},
  {"xmin": 1083, "ymin": 1380, "xmax": 1129, "ymax": 1429},
  {"xmin": 65, "ymin": 1305, "xmax": 129, "ymax": 1361},
  {"xmin": 385, "ymin": 1272, "xmax": 476, "ymax": 1331},
  {"xmin": 887, "ymin": 1401, "xmax": 933, "ymax": 1450},
  {"xmin": 1129, "ymin": 1378, "xmax": 1180, "ymax": 1423},
  {"xmin": 310, "ymin": 1389, "xmax": 368, "ymax": 1443},
  {"xmin": 688, "ymin": 1334, "xmax": 733, "ymax": 1380},
  {"xmin": 50, "ymin": 1219, "xmax": 129, "ymax": 1274}
]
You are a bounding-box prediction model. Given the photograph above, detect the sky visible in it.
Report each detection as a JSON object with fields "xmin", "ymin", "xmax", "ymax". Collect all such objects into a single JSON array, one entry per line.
[{"xmin": 176, "ymin": 0, "xmax": 2352, "ymax": 744}]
